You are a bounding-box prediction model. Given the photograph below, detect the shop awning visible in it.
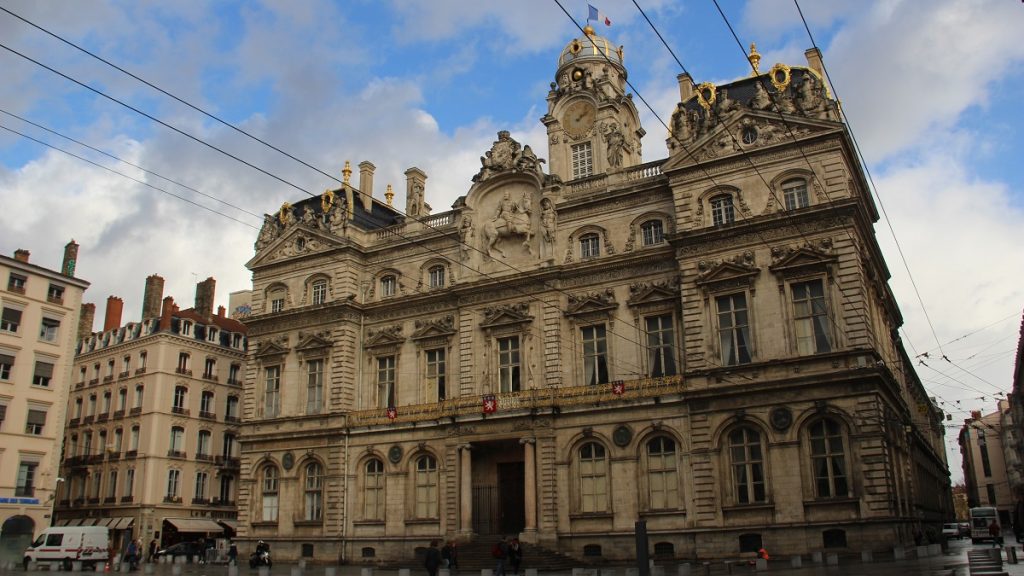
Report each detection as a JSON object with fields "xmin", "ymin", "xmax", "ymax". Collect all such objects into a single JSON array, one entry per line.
[
  {"xmin": 81, "ymin": 518, "xmax": 101, "ymax": 526},
  {"xmin": 216, "ymin": 519, "xmax": 237, "ymax": 530},
  {"xmin": 111, "ymin": 517, "xmax": 134, "ymax": 530},
  {"xmin": 165, "ymin": 518, "xmax": 224, "ymax": 533},
  {"xmin": 66, "ymin": 519, "xmax": 84, "ymax": 526},
  {"xmin": 54, "ymin": 519, "xmax": 70, "ymax": 527}
]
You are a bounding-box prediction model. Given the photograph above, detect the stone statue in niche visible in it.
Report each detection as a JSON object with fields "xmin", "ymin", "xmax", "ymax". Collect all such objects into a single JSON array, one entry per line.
[
  {"xmin": 716, "ymin": 88, "xmax": 740, "ymax": 118},
  {"xmin": 670, "ymin": 104, "xmax": 691, "ymax": 143},
  {"xmin": 751, "ymin": 80, "xmax": 772, "ymax": 110},
  {"xmin": 407, "ymin": 182, "xmax": 424, "ymax": 217},
  {"xmin": 604, "ymin": 123, "xmax": 626, "ymax": 168},
  {"xmin": 301, "ymin": 207, "xmax": 317, "ymax": 227},
  {"xmin": 481, "ymin": 190, "xmax": 533, "ymax": 259},
  {"xmin": 458, "ymin": 214, "xmax": 474, "ymax": 262},
  {"xmin": 540, "ymin": 197, "xmax": 556, "ymax": 262}
]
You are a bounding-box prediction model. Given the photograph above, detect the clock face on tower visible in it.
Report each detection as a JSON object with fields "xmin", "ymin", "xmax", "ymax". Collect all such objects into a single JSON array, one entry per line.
[{"xmin": 563, "ymin": 100, "xmax": 596, "ymax": 138}]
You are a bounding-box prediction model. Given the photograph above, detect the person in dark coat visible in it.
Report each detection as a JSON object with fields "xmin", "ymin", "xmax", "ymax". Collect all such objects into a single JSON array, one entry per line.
[
  {"xmin": 507, "ymin": 538, "xmax": 522, "ymax": 575},
  {"xmin": 441, "ymin": 541, "xmax": 458, "ymax": 571},
  {"xmin": 424, "ymin": 539, "xmax": 442, "ymax": 576},
  {"xmin": 147, "ymin": 539, "xmax": 157, "ymax": 564}
]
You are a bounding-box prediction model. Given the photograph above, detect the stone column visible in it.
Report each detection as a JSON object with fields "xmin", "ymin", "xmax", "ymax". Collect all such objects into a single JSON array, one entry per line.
[
  {"xmin": 459, "ymin": 444, "xmax": 473, "ymax": 535},
  {"xmin": 520, "ymin": 437, "xmax": 538, "ymax": 541}
]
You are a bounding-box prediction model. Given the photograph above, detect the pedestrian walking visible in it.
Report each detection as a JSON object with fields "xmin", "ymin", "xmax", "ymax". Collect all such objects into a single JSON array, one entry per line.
[
  {"xmin": 990, "ymin": 520, "xmax": 1003, "ymax": 547},
  {"xmin": 424, "ymin": 540, "xmax": 442, "ymax": 576},
  {"xmin": 492, "ymin": 536, "xmax": 509, "ymax": 576},
  {"xmin": 507, "ymin": 538, "xmax": 522, "ymax": 575}
]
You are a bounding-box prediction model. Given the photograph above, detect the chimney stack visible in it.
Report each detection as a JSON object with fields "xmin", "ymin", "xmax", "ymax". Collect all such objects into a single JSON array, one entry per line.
[
  {"xmin": 159, "ymin": 296, "xmax": 175, "ymax": 332},
  {"xmin": 141, "ymin": 274, "xmax": 165, "ymax": 321},
  {"xmin": 194, "ymin": 277, "xmax": 216, "ymax": 320},
  {"xmin": 78, "ymin": 303, "xmax": 96, "ymax": 341},
  {"xmin": 217, "ymin": 306, "xmax": 226, "ymax": 318},
  {"xmin": 13, "ymin": 249, "xmax": 29, "ymax": 263},
  {"xmin": 358, "ymin": 161, "xmax": 375, "ymax": 212},
  {"xmin": 62, "ymin": 240, "xmax": 79, "ymax": 277},
  {"xmin": 103, "ymin": 296, "xmax": 124, "ymax": 332},
  {"xmin": 804, "ymin": 48, "xmax": 825, "ymax": 80}
]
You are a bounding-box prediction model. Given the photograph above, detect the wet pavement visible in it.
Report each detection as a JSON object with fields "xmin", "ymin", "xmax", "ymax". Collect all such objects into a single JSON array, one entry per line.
[{"xmin": 6, "ymin": 540, "xmax": 1024, "ymax": 576}]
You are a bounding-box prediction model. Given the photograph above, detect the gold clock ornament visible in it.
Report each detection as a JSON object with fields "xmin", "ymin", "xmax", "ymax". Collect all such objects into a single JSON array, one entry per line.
[{"xmin": 563, "ymin": 100, "xmax": 597, "ymax": 138}]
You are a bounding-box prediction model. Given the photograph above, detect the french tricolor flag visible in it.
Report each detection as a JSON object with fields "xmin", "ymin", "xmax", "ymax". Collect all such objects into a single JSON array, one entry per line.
[{"xmin": 588, "ymin": 4, "xmax": 612, "ymax": 26}]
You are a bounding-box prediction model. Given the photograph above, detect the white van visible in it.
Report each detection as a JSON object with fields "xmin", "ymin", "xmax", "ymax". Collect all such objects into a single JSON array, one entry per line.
[{"xmin": 24, "ymin": 526, "xmax": 110, "ymax": 570}]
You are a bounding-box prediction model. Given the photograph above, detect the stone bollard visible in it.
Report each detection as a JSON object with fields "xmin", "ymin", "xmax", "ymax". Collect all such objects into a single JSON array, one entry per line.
[
  {"xmin": 861, "ymin": 550, "xmax": 873, "ymax": 563},
  {"xmin": 293, "ymin": 567, "xmax": 304, "ymax": 576},
  {"xmin": 1007, "ymin": 546, "xmax": 1018, "ymax": 564},
  {"xmin": 525, "ymin": 569, "xmax": 538, "ymax": 576},
  {"xmin": 915, "ymin": 545, "xmax": 929, "ymax": 559},
  {"xmin": 440, "ymin": 570, "xmax": 451, "ymax": 576},
  {"xmin": 258, "ymin": 566, "xmax": 270, "ymax": 576},
  {"xmin": 651, "ymin": 566, "xmax": 665, "ymax": 576},
  {"xmin": 825, "ymin": 553, "xmax": 838, "ymax": 566},
  {"xmin": 325, "ymin": 568, "xmax": 337, "ymax": 576},
  {"xmin": 399, "ymin": 569, "xmax": 411, "ymax": 576},
  {"xmin": 625, "ymin": 568, "xmax": 639, "ymax": 576},
  {"xmin": 481, "ymin": 570, "xmax": 494, "ymax": 576},
  {"xmin": 893, "ymin": 547, "xmax": 906, "ymax": 560},
  {"xmin": 790, "ymin": 556, "xmax": 802, "ymax": 568},
  {"xmin": 228, "ymin": 566, "xmax": 238, "ymax": 576},
  {"xmin": 754, "ymin": 559, "xmax": 767, "ymax": 571},
  {"xmin": 601, "ymin": 569, "xmax": 617, "ymax": 576},
  {"xmin": 144, "ymin": 564, "xmax": 155, "ymax": 574},
  {"xmin": 73, "ymin": 561, "xmax": 84, "ymax": 572},
  {"xmin": 811, "ymin": 551, "xmax": 823, "ymax": 564},
  {"xmin": 361, "ymin": 568, "xmax": 374, "ymax": 576},
  {"xmin": 171, "ymin": 565, "xmax": 182, "ymax": 576},
  {"xmin": 928, "ymin": 544, "xmax": 941, "ymax": 556},
  {"xmin": 677, "ymin": 563, "xmax": 691, "ymax": 576}
]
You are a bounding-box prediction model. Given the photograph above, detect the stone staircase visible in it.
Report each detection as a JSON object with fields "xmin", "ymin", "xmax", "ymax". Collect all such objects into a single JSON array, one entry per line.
[{"xmin": 448, "ymin": 539, "xmax": 584, "ymax": 572}]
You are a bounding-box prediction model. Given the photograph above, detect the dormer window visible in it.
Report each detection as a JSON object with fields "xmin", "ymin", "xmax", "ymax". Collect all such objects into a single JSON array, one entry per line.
[
  {"xmin": 641, "ymin": 220, "xmax": 664, "ymax": 246},
  {"xmin": 710, "ymin": 194, "xmax": 735, "ymax": 226},
  {"xmin": 783, "ymin": 178, "xmax": 809, "ymax": 210},
  {"xmin": 181, "ymin": 321, "xmax": 192, "ymax": 336},
  {"xmin": 207, "ymin": 327, "xmax": 218, "ymax": 343}
]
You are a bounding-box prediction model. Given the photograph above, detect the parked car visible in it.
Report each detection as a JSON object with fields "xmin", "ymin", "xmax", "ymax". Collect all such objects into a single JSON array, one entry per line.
[
  {"xmin": 942, "ymin": 523, "xmax": 961, "ymax": 539},
  {"xmin": 154, "ymin": 542, "xmax": 202, "ymax": 560}
]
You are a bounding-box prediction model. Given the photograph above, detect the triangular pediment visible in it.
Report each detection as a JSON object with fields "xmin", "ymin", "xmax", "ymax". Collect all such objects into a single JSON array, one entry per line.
[
  {"xmin": 295, "ymin": 331, "xmax": 333, "ymax": 354},
  {"xmin": 364, "ymin": 325, "xmax": 404, "ymax": 349},
  {"xmin": 254, "ymin": 340, "xmax": 289, "ymax": 359},
  {"xmin": 412, "ymin": 315, "xmax": 457, "ymax": 340},
  {"xmin": 769, "ymin": 240, "xmax": 836, "ymax": 276},
  {"xmin": 662, "ymin": 111, "xmax": 841, "ymax": 173},
  {"xmin": 247, "ymin": 224, "xmax": 347, "ymax": 269},
  {"xmin": 695, "ymin": 261, "xmax": 760, "ymax": 287},
  {"xmin": 565, "ymin": 289, "xmax": 617, "ymax": 318},
  {"xmin": 480, "ymin": 303, "xmax": 533, "ymax": 330},
  {"xmin": 627, "ymin": 278, "xmax": 680, "ymax": 307}
]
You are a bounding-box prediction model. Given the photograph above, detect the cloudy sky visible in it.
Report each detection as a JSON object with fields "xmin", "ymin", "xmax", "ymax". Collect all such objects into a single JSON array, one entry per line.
[{"xmin": 1, "ymin": 0, "xmax": 1022, "ymax": 480}]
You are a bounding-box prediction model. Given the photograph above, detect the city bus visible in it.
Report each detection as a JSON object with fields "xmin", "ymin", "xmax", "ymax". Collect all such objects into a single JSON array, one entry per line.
[{"xmin": 970, "ymin": 506, "xmax": 1001, "ymax": 543}]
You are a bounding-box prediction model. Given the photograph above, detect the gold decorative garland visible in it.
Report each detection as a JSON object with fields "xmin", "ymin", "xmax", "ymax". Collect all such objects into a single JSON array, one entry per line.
[
  {"xmin": 321, "ymin": 189, "xmax": 335, "ymax": 214},
  {"xmin": 696, "ymin": 82, "xmax": 717, "ymax": 112},
  {"xmin": 278, "ymin": 202, "xmax": 292, "ymax": 225},
  {"xmin": 769, "ymin": 63, "xmax": 791, "ymax": 92}
]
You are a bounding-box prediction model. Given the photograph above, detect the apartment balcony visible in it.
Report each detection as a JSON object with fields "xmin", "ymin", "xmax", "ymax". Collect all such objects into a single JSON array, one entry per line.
[
  {"xmin": 104, "ymin": 496, "xmax": 117, "ymax": 504},
  {"xmin": 195, "ymin": 453, "xmax": 214, "ymax": 462},
  {"xmin": 226, "ymin": 378, "xmax": 241, "ymax": 386},
  {"xmin": 108, "ymin": 452, "xmax": 121, "ymax": 461},
  {"xmin": 75, "ymin": 382, "xmax": 84, "ymax": 389},
  {"xmin": 163, "ymin": 496, "xmax": 182, "ymax": 504},
  {"xmin": 191, "ymin": 498, "xmax": 210, "ymax": 505},
  {"xmin": 96, "ymin": 413, "xmax": 109, "ymax": 422},
  {"xmin": 65, "ymin": 456, "xmax": 87, "ymax": 467},
  {"xmin": 73, "ymin": 498, "xmax": 85, "ymax": 506},
  {"xmin": 198, "ymin": 410, "xmax": 216, "ymax": 420},
  {"xmin": 58, "ymin": 499, "xmax": 70, "ymax": 507},
  {"xmin": 103, "ymin": 375, "xmax": 114, "ymax": 383},
  {"xmin": 171, "ymin": 406, "xmax": 189, "ymax": 416},
  {"xmin": 118, "ymin": 370, "xmax": 130, "ymax": 379},
  {"xmin": 124, "ymin": 450, "xmax": 138, "ymax": 459},
  {"xmin": 167, "ymin": 450, "xmax": 187, "ymax": 459},
  {"xmin": 224, "ymin": 415, "xmax": 240, "ymax": 424},
  {"xmin": 345, "ymin": 374, "xmax": 685, "ymax": 426},
  {"xmin": 88, "ymin": 378, "xmax": 98, "ymax": 386},
  {"xmin": 201, "ymin": 374, "xmax": 219, "ymax": 382},
  {"xmin": 134, "ymin": 367, "xmax": 147, "ymax": 375},
  {"xmin": 130, "ymin": 407, "xmax": 141, "ymax": 415},
  {"xmin": 120, "ymin": 496, "xmax": 134, "ymax": 503},
  {"xmin": 69, "ymin": 417, "xmax": 80, "ymax": 427},
  {"xmin": 14, "ymin": 486, "xmax": 34, "ymax": 497},
  {"xmin": 83, "ymin": 415, "xmax": 94, "ymax": 424},
  {"xmin": 87, "ymin": 498, "xmax": 100, "ymax": 505},
  {"xmin": 215, "ymin": 456, "xmax": 240, "ymax": 469},
  {"xmin": 175, "ymin": 368, "xmax": 193, "ymax": 376},
  {"xmin": 210, "ymin": 499, "xmax": 235, "ymax": 507},
  {"xmin": 113, "ymin": 409, "xmax": 125, "ymax": 419},
  {"xmin": 47, "ymin": 294, "xmax": 64, "ymax": 305},
  {"xmin": 87, "ymin": 454, "xmax": 105, "ymax": 464},
  {"xmin": 8, "ymin": 285, "xmax": 25, "ymax": 295}
]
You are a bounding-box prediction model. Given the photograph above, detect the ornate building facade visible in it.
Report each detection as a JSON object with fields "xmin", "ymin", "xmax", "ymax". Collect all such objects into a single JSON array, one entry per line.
[
  {"xmin": 0, "ymin": 243, "xmax": 89, "ymax": 564},
  {"xmin": 55, "ymin": 276, "xmax": 246, "ymax": 553},
  {"xmin": 237, "ymin": 29, "xmax": 951, "ymax": 563}
]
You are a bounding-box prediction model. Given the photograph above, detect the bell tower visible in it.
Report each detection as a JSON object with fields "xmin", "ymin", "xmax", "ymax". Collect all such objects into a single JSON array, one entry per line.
[{"xmin": 542, "ymin": 25, "xmax": 645, "ymax": 182}]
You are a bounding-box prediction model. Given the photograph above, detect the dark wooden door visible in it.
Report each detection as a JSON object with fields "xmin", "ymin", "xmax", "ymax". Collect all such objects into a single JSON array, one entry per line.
[{"xmin": 498, "ymin": 462, "xmax": 525, "ymax": 535}]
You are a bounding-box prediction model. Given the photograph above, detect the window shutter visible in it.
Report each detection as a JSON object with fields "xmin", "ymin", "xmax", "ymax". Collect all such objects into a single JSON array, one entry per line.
[
  {"xmin": 0, "ymin": 353, "xmax": 14, "ymax": 365},
  {"xmin": 35, "ymin": 361, "xmax": 54, "ymax": 378},
  {"xmin": 26, "ymin": 409, "xmax": 47, "ymax": 426},
  {"xmin": 0, "ymin": 404, "xmax": 7, "ymax": 422},
  {"xmin": 2, "ymin": 308, "xmax": 22, "ymax": 324}
]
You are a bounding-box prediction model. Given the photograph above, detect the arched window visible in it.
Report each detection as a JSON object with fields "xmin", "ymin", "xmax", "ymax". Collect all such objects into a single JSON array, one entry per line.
[
  {"xmin": 782, "ymin": 178, "xmax": 809, "ymax": 210},
  {"xmin": 728, "ymin": 426, "xmax": 766, "ymax": 504},
  {"xmin": 428, "ymin": 266, "xmax": 445, "ymax": 289},
  {"xmin": 640, "ymin": 220, "xmax": 664, "ymax": 246},
  {"xmin": 808, "ymin": 418, "xmax": 848, "ymax": 498},
  {"xmin": 172, "ymin": 386, "xmax": 188, "ymax": 413},
  {"xmin": 710, "ymin": 194, "xmax": 735, "ymax": 226},
  {"xmin": 304, "ymin": 462, "xmax": 324, "ymax": 521},
  {"xmin": 578, "ymin": 442, "xmax": 608, "ymax": 513},
  {"xmin": 363, "ymin": 459, "xmax": 385, "ymax": 520},
  {"xmin": 380, "ymin": 275, "xmax": 397, "ymax": 298},
  {"xmin": 579, "ymin": 233, "xmax": 601, "ymax": 259},
  {"xmin": 647, "ymin": 436, "xmax": 679, "ymax": 509},
  {"xmin": 169, "ymin": 427, "xmax": 185, "ymax": 457},
  {"xmin": 261, "ymin": 465, "xmax": 279, "ymax": 522},
  {"xmin": 196, "ymin": 430, "xmax": 211, "ymax": 458},
  {"xmin": 414, "ymin": 455, "xmax": 438, "ymax": 518},
  {"xmin": 312, "ymin": 279, "xmax": 328, "ymax": 305}
]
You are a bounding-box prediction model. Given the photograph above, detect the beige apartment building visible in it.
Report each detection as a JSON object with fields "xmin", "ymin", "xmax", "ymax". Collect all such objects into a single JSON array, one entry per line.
[
  {"xmin": 959, "ymin": 400, "xmax": 1016, "ymax": 527},
  {"xmin": 235, "ymin": 28, "xmax": 951, "ymax": 563},
  {"xmin": 0, "ymin": 243, "xmax": 89, "ymax": 564},
  {"xmin": 54, "ymin": 276, "xmax": 246, "ymax": 552}
]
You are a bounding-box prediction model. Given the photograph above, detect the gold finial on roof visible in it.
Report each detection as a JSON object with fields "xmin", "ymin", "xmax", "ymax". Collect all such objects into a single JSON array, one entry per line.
[
  {"xmin": 748, "ymin": 43, "xmax": 761, "ymax": 75},
  {"xmin": 342, "ymin": 160, "xmax": 352, "ymax": 185},
  {"xmin": 385, "ymin": 184, "xmax": 394, "ymax": 206},
  {"xmin": 583, "ymin": 24, "xmax": 595, "ymax": 37}
]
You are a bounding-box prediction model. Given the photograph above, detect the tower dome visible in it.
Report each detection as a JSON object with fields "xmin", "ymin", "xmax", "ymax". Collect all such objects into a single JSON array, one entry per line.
[{"xmin": 557, "ymin": 25, "xmax": 625, "ymax": 75}]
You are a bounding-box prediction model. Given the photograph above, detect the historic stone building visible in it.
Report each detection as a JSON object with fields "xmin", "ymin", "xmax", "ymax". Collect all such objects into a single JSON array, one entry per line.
[
  {"xmin": 0, "ymin": 243, "xmax": 89, "ymax": 564},
  {"xmin": 959, "ymin": 401, "xmax": 1016, "ymax": 527},
  {"xmin": 55, "ymin": 276, "xmax": 246, "ymax": 554},
  {"xmin": 237, "ymin": 29, "xmax": 951, "ymax": 563}
]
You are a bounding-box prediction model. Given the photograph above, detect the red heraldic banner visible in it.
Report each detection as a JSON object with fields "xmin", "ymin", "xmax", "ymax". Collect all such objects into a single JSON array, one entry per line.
[
  {"xmin": 386, "ymin": 406, "xmax": 397, "ymax": 420},
  {"xmin": 612, "ymin": 381, "xmax": 625, "ymax": 395},
  {"xmin": 482, "ymin": 394, "xmax": 497, "ymax": 414}
]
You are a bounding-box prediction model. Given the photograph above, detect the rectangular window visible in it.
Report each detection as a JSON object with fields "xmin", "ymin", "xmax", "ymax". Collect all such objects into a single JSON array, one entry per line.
[
  {"xmin": 226, "ymin": 396, "xmax": 239, "ymax": 420},
  {"xmin": 306, "ymin": 359, "xmax": 324, "ymax": 414},
  {"xmin": 121, "ymin": 356, "xmax": 130, "ymax": 374},
  {"xmin": 102, "ymin": 392, "xmax": 111, "ymax": 414},
  {"xmin": 497, "ymin": 337, "xmax": 520, "ymax": 393},
  {"xmin": 425, "ymin": 348, "xmax": 446, "ymax": 401},
  {"xmin": 581, "ymin": 325, "xmax": 610, "ymax": 385},
  {"xmin": 0, "ymin": 353, "xmax": 13, "ymax": 380},
  {"xmin": 264, "ymin": 366, "xmax": 281, "ymax": 418},
  {"xmin": 195, "ymin": 472, "xmax": 208, "ymax": 500},
  {"xmin": 200, "ymin": 391, "xmax": 214, "ymax": 415},
  {"xmin": 312, "ymin": 281, "xmax": 327, "ymax": 305},
  {"xmin": 579, "ymin": 234, "xmax": 600, "ymax": 259},
  {"xmin": 783, "ymin": 179, "xmax": 809, "ymax": 210},
  {"xmin": 571, "ymin": 141, "xmax": 594, "ymax": 180},
  {"xmin": 271, "ymin": 298, "xmax": 285, "ymax": 313},
  {"xmin": 1, "ymin": 307, "xmax": 22, "ymax": 333},
  {"xmin": 987, "ymin": 483, "xmax": 997, "ymax": 505},
  {"xmin": 25, "ymin": 409, "xmax": 47, "ymax": 435},
  {"xmin": 203, "ymin": 358, "xmax": 216, "ymax": 378},
  {"xmin": 7, "ymin": 273, "xmax": 27, "ymax": 293},
  {"xmin": 107, "ymin": 470, "xmax": 118, "ymax": 499},
  {"xmin": 428, "ymin": 267, "xmax": 445, "ymax": 289},
  {"xmin": 228, "ymin": 364, "xmax": 241, "ymax": 384},
  {"xmin": 117, "ymin": 388, "xmax": 127, "ymax": 411},
  {"xmin": 377, "ymin": 356, "xmax": 396, "ymax": 408},
  {"xmin": 166, "ymin": 470, "xmax": 180, "ymax": 499},
  {"xmin": 716, "ymin": 293, "xmax": 752, "ymax": 366},
  {"xmin": 138, "ymin": 351, "xmax": 147, "ymax": 370},
  {"xmin": 792, "ymin": 279, "xmax": 831, "ymax": 355},
  {"xmin": 134, "ymin": 386, "xmax": 144, "ymax": 409},
  {"xmin": 16, "ymin": 462, "xmax": 37, "ymax": 496},
  {"xmin": 124, "ymin": 469, "xmax": 135, "ymax": 497},
  {"xmin": 0, "ymin": 403, "xmax": 6, "ymax": 428},
  {"xmin": 645, "ymin": 315, "xmax": 677, "ymax": 377},
  {"xmin": 380, "ymin": 276, "xmax": 396, "ymax": 297},
  {"xmin": 130, "ymin": 427, "xmax": 140, "ymax": 451},
  {"xmin": 39, "ymin": 318, "xmax": 61, "ymax": 342}
]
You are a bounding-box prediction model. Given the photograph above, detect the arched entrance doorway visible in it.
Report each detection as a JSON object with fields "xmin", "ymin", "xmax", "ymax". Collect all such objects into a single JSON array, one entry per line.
[{"xmin": 0, "ymin": 515, "xmax": 36, "ymax": 566}]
